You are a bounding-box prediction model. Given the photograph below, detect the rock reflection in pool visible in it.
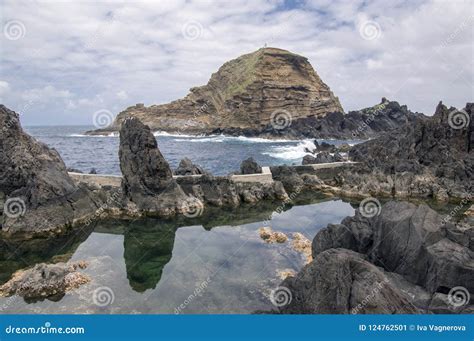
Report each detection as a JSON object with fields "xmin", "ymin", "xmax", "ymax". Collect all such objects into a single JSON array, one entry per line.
[{"xmin": 0, "ymin": 196, "xmax": 355, "ymax": 313}]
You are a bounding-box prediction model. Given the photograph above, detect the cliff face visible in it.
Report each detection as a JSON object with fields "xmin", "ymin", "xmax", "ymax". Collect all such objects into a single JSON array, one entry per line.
[{"xmin": 89, "ymin": 47, "xmax": 343, "ymax": 135}]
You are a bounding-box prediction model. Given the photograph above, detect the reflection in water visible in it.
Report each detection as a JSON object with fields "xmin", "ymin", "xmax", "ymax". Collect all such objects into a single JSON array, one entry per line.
[
  {"xmin": 0, "ymin": 225, "xmax": 94, "ymax": 285},
  {"xmin": 0, "ymin": 194, "xmax": 360, "ymax": 313},
  {"xmin": 124, "ymin": 221, "xmax": 176, "ymax": 292}
]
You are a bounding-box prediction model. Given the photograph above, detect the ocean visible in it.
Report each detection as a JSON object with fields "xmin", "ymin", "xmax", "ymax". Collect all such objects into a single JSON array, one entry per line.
[{"xmin": 24, "ymin": 126, "xmax": 362, "ymax": 175}]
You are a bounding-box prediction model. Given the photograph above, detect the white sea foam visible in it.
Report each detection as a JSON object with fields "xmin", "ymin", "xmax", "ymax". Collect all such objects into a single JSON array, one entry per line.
[
  {"xmin": 263, "ymin": 140, "xmax": 316, "ymax": 160},
  {"xmin": 69, "ymin": 133, "xmax": 118, "ymax": 137},
  {"xmin": 152, "ymin": 131, "xmax": 205, "ymax": 138},
  {"xmin": 173, "ymin": 134, "xmax": 295, "ymax": 144}
]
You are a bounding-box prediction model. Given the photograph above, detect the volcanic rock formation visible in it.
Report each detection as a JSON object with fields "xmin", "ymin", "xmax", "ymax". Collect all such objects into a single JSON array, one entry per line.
[
  {"xmin": 277, "ymin": 201, "xmax": 474, "ymax": 314},
  {"xmin": 344, "ymin": 102, "xmax": 474, "ymax": 200},
  {"xmin": 0, "ymin": 105, "xmax": 102, "ymax": 235},
  {"xmin": 88, "ymin": 47, "xmax": 345, "ymax": 137}
]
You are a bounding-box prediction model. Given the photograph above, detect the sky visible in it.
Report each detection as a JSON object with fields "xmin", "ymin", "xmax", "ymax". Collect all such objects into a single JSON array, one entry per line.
[{"xmin": 0, "ymin": 0, "xmax": 473, "ymax": 126}]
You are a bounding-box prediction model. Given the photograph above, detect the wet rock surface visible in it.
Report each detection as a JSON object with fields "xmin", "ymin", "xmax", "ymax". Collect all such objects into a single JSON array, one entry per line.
[
  {"xmin": 0, "ymin": 261, "xmax": 89, "ymax": 300},
  {"xmin": 276, "ymin": 201, "xmax": 474, "ymax": 314}
]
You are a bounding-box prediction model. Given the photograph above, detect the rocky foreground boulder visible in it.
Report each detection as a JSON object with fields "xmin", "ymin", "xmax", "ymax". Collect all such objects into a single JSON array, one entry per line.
[
  {"xmin": 119, "ymin": 117, "xmax": 289, "ymax": 215},
  {"xmin": 276, "ymin": 201, "xmax": 473, "ymax": 314},
  {"xmin": 344, "ymin": 102, "xmax": 473, "ymax": 200},
  {"xmin": 119, "ymin": 118, "xmax": 190, "ymax": 215},
  {"xmin": 0, "ymin": 261, "xmax": 89, "ymax": 300},
  {"xmin": 0, "ymin": 105, "xmax": 102, "ymax": 235}
]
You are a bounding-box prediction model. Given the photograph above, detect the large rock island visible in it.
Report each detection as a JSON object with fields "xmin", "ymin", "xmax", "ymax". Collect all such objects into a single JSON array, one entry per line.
[{"xmin": 86, "ymin": 48, "xmax": 418, "ymax": 139}]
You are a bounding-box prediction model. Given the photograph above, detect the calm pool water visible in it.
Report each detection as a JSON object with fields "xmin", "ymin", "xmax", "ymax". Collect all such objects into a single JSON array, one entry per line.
[{"xmin": 0, "ymin": 195, "xmax": 356, "ymax": 314}]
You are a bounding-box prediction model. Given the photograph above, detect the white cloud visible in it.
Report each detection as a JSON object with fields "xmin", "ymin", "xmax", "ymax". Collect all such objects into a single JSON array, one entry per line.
[
  {"xmin": 21, "ymin": 85, "xmax": 72, "ymax": 103},
  {"xmin": 0, "ymin": 81, "xmax": 11, "ymax": 96},
  {"xmin": 0, "ymin": 0, "xmax": 472, "ymax": 125},
  {"xmin": 116, "ymin": 90, "xmax": 128, "ymax": 100}
]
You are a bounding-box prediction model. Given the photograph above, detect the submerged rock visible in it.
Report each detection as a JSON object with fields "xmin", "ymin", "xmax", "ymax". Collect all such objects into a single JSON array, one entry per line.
[
  {"xmin": 291, "ymin": 232, "xmax": 312, "ymax": 264},
  {"xmin": 0, "ymin": 261, "xmax": 90, "ymax": 300},
  {"xmin": 259, "ymin": 227, "xmax": 288, "ymax": 243}
]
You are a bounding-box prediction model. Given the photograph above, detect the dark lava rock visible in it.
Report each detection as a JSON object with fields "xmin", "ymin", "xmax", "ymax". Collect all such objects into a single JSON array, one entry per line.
[
  {"xmin": 279, "ymin": 248, "xmax": 420, "ymax": 314},
  {"xmin": 119, "ymin": 118, "xmax": 189, "ymax": 214},
  {"xmin": 270, "ymin": 165, "xmax": 304, "ymax": 193},
  {"xmin": 286, "ymin": 201, "xmax": 474, "ymax": 314},
  {"xmin": 318, "ymin": 142, "xmax": 337, "ymax": 152},
  {"xmin": 302, "ymin": 151, "xmax": 344, "ymax": 165},
  {"xmin": 174, "ymin": 157, "xmax": 206, "ymax": 176},
  {"xmin": 89, "ymin": 168, "xmax": 97, "ymax": 174},
  {"xmin": 240, "ymin": 157, "xmax": 262, "ymax": 174},
  {"xmin": 302, "ymin": 155, "xmax": 317, "ymax": 165},
  {"xmin": 0, "ymin": 105, "xmax": 100, "ymax": 235},
  {"xmin": 67, "ymin": 168, "xmax": 83, "ymax": 174},
  {"xmin": 347, "ymin": 102, "xmax": 473, "ymax": 199}
]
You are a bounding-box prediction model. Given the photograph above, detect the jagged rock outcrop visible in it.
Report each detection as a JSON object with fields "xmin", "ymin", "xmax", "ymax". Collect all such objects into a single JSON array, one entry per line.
[
  {"xmin": 278, "ymin": 201, "xmax": 473, "ymax": 314},
  {"xmin": 119, "ymin": 117, "xmax": 289, "ymax": 214},
  {"xmin": 240, "ymin": 157, "xmax": 262, "ymax": 174},
  {"xmin": 0, "ymin": 105, "xmax": 102, "ymax": 235},
  {"xmin": 268, "ymin": 97, "xmax": 420, "ymax": 139},
  {"xmin": 119, "ymin": 118, "xmax": 190, "ymax": 215},
  {"xmin": 174, "ymin": 158, "xmax": 206, "ymax": 176},
  {"xmin": 87, "ymin": 47, "xmax": 345, "ymax": 137},
  {"xmin": 302, "ymin": 151, "xmax": 344, "ymax": 165},
  {"xmin": 343, "ymin": 102, "xmax": 474, "ymax": 200}
]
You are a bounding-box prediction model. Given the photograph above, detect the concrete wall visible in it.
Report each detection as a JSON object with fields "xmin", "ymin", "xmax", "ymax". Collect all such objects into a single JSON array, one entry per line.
[{"xmin": 69, "ymin": 162, "xmax": 358, "ymax": 188}]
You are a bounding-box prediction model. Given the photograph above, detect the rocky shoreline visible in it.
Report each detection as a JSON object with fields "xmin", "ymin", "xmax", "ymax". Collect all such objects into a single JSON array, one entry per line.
[
  {"xmin": 273, "ymin": 201, "xmax": 474, "ymax": 314},
  {"xmin": 0, "ymin": 101, "xmax": 472, "ymax": 312}
]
